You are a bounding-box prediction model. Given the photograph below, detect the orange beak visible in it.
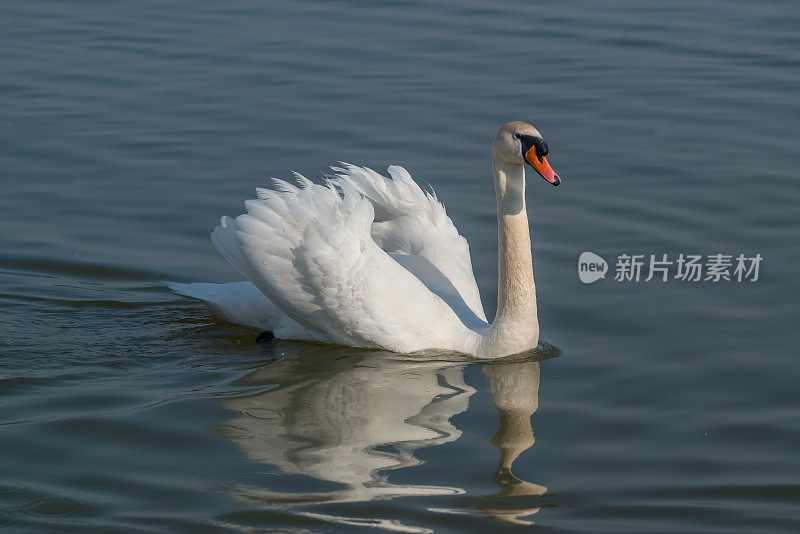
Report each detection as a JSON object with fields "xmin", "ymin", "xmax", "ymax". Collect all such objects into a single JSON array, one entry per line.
[{"xmin": 525, "ymin": 146, "xmax": 561, "ymax": 186}]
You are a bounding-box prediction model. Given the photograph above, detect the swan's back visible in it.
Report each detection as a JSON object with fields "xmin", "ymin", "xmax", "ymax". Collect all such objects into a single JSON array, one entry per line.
[{"xmin": 208, "ymin": 166, "xmax": 484, "ymax": 354}]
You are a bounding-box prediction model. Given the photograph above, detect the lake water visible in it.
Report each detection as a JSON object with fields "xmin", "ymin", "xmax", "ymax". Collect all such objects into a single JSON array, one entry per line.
[{"xmin": 2, "ymin": 0, "xmax": 799, "ymax": 532}]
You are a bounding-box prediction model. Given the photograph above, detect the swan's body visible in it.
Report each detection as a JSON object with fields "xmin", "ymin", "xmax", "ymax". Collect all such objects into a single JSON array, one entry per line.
[{"xmin": 168, "ymin": 122, "xmax": 561, "ymax": 358}]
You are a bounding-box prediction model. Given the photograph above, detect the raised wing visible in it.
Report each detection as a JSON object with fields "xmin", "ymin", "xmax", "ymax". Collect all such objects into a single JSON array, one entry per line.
[
  {"xmin": 332, "ymin": 164, "xmax": 487, "ymax": 324},
  {"xmin": 211, "ymin": 174, "xmax": 480, "ymax": 353}
]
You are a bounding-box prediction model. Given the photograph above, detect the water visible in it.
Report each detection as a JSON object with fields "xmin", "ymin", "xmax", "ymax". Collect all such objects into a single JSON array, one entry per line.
[{"xmin": 1, "ymin": 0, "xmax": 799, "ymax": 531}]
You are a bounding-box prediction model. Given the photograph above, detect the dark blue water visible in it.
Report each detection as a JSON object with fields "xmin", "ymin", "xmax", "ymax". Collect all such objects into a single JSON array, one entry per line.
[{"xmin": 2, "ymin": 0, "xmax": 799, "ymax": 532}]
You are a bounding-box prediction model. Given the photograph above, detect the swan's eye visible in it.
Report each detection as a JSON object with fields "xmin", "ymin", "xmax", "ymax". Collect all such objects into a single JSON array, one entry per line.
[{"xmin": 514, "ymin": 133, "xmax": 522, "ymax": 140}]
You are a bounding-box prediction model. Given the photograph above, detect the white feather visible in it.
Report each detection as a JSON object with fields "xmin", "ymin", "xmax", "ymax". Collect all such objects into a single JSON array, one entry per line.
[
  {"xmin": 332, "ymin": 163, "xmax": 487, "ymax": 325},
  {"xmin": 172, "ymin": 165, "xmax": 485, "ymax": 354},
  {"xmin": 163, "ymin": 280, "xmax": 317, "ymax": 340}
]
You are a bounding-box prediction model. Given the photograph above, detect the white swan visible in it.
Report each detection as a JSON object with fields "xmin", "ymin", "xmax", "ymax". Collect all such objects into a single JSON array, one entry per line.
[{"xmin": 167, "ymin": 121, "xmax": 561, "ymax": 358}]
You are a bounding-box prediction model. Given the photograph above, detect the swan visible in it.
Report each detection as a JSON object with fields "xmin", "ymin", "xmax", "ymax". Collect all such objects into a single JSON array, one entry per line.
[{"xmin": 167, "ymin": 121, "xmax": 561, "ymax": 358}]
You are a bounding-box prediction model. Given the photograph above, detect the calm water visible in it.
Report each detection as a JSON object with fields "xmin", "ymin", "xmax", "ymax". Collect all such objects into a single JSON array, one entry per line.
[{"xmin": 2, "ymin": 0, "xmax": 799, "ymax": 532}]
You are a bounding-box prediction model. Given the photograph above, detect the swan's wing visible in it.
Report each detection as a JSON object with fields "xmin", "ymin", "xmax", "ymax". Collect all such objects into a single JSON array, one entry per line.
[
  {"xmin": 211, "ymin": 175, "xmax": 479, "ymax": 353},
  {"xmin": 331, "ymin": 164, "xmax": 487, "ymax": 324}
]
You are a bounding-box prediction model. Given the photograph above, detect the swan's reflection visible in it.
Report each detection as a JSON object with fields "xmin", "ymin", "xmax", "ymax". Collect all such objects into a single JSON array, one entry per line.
[
  {"xmin": 217, "ymin": 342, "xmax": 550, "ymax": 529},
  {"xmin": 461, "ymin": 359, "xmax": 547, "ymax": 526}
]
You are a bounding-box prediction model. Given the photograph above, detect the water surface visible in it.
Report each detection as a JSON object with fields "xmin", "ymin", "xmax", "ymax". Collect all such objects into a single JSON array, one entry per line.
[{"xmin": 2, "ymin": 0, "xmax": 799, "ymax": 532}]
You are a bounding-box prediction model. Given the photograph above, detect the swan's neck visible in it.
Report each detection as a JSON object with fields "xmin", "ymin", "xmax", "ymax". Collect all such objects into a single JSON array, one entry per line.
[{"xmin": 482, "ymin": 156, "xmax": 539, "ymax": 356}]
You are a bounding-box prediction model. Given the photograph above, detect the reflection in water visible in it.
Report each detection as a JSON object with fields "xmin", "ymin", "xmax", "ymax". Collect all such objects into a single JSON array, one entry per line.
[
  {"xmin": 217, "ymin": 343, "xmax": 549, "ymax": 530},
  {"xmin": 463, "ymin": 359, "xmax": 547, "ymax": 526}
]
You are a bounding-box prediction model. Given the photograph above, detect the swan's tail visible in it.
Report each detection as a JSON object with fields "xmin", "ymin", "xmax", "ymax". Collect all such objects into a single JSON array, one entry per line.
[
  {"xmin": 164, "ymin": 280, "xmax": 284, "ymax": 331},
  {"xmin": 163, "ymin": 281, "xmax": 228, "ymax": 304}
]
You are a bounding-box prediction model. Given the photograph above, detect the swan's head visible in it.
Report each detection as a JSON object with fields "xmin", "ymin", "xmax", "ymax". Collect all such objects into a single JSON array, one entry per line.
[{"xmin": 493, "ymin": 121, "xmax": 561, "ymax": 186}]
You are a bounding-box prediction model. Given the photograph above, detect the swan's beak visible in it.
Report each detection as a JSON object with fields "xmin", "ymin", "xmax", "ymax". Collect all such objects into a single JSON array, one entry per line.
[{"xmin": 524, "ymin": 147, "xmax": 561, "ymax": 186}]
